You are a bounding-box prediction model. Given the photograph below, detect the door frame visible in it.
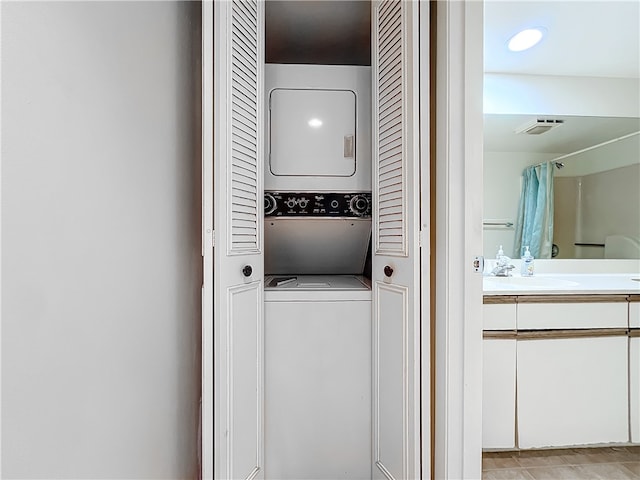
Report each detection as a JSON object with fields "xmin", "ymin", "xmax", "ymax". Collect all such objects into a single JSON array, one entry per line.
[
  {"xmin": 433, "ymin": 1, "xmax": 484, "ymax": 479},
  {"xmin": 202, "ymin": 1, "xmax": 214, "ymax": 478}
]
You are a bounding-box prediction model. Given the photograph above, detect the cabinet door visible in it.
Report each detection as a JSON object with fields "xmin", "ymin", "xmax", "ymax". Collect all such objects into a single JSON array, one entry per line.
[
  {"xmin": 482, "ymin": 339, "xmax": 516, "ymax": 449},
  {"xmin": 631, "ymin": 336, "xmax": 640, "ymax": 443},
  {"xmin": 517, "ymin": 336, "xmax": 629, "ymax": 448}
]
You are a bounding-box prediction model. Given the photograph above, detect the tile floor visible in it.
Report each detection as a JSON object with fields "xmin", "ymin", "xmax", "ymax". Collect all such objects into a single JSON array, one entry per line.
[{"xmin": 483, "ymin": 446, "xmax": 640, "ymax": 479}]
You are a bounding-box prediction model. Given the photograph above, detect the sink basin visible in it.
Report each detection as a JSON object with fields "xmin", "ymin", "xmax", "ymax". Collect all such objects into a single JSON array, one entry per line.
[{"xmin": 483, "ymin": 276, "xmax": 580, "ymax": 289}]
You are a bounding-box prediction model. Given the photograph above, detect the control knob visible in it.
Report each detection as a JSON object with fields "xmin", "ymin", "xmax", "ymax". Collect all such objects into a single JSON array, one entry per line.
[
  {"xmin": 264, "ymin": 193, "xmax": 277, "ymax": 215},
  {"xmin": 349, "ymin": 194, "xmax": 370, "ymax": 216},
  {"xmin": 285, "ymin": 197, "xmax": 297, "ymax": 209},
  {"xmin": 298, "ymin": 197, "xmax": 309, "ymax": 209}
]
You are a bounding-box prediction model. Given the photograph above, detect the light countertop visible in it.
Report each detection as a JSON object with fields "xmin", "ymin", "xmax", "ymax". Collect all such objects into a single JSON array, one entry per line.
[{"xmin": 483, "ymin": 273, "xmax": 640, "ymax": 296}]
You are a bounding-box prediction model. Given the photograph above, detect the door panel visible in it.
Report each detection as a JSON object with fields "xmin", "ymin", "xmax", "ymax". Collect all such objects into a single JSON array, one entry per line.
[
  {"xmin": 372, "ymin": 1, "xmax": 421, "ymax": 479},
  {"xmin": 374, "ymin": 283, "xmax": 409, "ymax": 479},
  {"xmin": 228, "ymin": 283, "xmax": 263, "ymax": 479},
  {"xmin": 213, "ymin": 1, "xmax": 264, "ymax": 479}
]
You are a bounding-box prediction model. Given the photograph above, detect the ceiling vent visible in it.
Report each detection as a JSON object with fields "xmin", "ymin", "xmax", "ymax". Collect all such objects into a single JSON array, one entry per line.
[{"xmin": 515, "ymin": 118, "xmax": 564, "ymax": 135}]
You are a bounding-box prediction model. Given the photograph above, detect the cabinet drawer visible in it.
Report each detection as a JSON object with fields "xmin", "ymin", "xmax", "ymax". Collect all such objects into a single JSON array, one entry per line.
[
  {"xmin": 630, "ymin": 302, "xmax": 640, "ymax": 329},
  {"xmin": 517, "ymin": 302, "xmax": 627, "ymax": 330},
  {"xmin": 631, "ymin": 337, "xmax": 640, "ymax": 443},
  {"xmin": 483, "ymin": 303, "xmax": 516, "ymax": 330}
]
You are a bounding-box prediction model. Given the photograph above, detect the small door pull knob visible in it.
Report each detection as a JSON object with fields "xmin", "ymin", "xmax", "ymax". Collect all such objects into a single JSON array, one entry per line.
[
  {"xmin": 242, "ymin": 265, "xmax": 253, "ymax": 277},
  {"xmin": 384, "ymin": 265, "xmax": 393, "ymax": 277}
]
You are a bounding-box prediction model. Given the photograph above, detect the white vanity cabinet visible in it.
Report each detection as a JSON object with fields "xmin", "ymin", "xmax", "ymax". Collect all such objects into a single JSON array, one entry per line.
[
  {"xmin": 482, "ymin": 299, "xmax": 516, "ymax": 449},
  {"xmin": 631, "ymin": 335, "xmax": 640, "ymax": 443},
  {"xmin": 516, "ymin": 298, "xmax": 629, "ymax": 449},
  {"xmin": 630, "ymin": 295, "xmax": 640, "ymax": 328},
  {"xmin": 631, "ymin": 295, "xmax": 640, "ymax": 443}
]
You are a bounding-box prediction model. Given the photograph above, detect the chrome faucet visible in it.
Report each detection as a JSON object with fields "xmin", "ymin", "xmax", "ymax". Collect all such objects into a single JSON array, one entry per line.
[
  {"xmin": 492, "ymin": 263, "xmax": 515, "ymax": 277},
  {"xmin": 491, "ymin": 250, "xmax": 515, "ymax": 277}
]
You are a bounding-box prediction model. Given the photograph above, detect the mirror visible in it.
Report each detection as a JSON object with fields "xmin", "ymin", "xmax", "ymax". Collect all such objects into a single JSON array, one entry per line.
[{"xmin": 483, "ymin": 1, "xmax": 640, "ymax": 259}]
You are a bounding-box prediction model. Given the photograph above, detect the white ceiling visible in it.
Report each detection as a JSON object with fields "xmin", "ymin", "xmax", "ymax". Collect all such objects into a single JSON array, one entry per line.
[
  {"xmin": 484, "ymin": 0, "xmax": 640, "ymax": 154},
  {"xmin": 484, "ymin": 0, "xmax": 640, "ymax": 78}
]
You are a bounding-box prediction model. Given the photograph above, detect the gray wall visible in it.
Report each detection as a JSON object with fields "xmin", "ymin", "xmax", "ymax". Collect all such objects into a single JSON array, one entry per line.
[{"xmin": 1, "ymin": 2, "xmax": 202, "ymax": 478}]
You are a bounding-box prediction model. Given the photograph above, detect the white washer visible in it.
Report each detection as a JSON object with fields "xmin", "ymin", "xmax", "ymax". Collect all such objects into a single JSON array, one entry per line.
[{"xmin": 264, "ymin": 275, "xmax": 371, "ymax": 480}]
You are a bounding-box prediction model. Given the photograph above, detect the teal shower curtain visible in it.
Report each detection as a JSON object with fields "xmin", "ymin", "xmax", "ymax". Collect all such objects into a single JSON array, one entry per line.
[{"xmin": 513, "ymin": 162, "xmax": 554, "ymax": 259}]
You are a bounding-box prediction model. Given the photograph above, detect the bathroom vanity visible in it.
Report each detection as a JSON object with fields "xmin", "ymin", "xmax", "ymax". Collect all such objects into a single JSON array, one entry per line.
[{"xmin": 482, "ymin": 270, "xmax": 640, "ymax": 450}]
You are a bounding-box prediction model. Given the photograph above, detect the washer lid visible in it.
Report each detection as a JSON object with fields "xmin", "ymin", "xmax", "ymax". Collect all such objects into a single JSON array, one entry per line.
[
  {"xmin": 266, "ymin": 275, "xmax": 370, "ymax": 290},
  {"xmin": 264, "ymin": 217, "xmax": 371, "ymax": 275}
]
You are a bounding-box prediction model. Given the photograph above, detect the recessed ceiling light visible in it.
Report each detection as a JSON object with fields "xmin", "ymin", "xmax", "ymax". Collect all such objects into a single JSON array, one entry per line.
[
  {"xmin": 507, "ymin": 27, "xmax": 545, "ymax": 52},
  {"xmin": 308, "ymin": 118, "xmax": 323, "ymax": 128}
]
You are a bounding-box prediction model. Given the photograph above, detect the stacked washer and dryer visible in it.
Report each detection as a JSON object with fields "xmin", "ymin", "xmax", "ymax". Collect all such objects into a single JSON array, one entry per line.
[{"xmin": 264, "ymin": 64, "xmax": 373, "ymax": 479}]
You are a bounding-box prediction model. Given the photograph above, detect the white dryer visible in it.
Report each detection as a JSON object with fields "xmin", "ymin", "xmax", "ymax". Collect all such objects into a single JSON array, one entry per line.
[{"xmin": 265, "ymin": 63, "xmax": 371, "ymax": 193}]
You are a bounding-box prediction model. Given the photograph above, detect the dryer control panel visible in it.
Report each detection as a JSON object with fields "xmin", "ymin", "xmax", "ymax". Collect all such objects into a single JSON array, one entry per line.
[{"xmin": 264, "ymin": 192, "xmax": 372, "ymax": 218}]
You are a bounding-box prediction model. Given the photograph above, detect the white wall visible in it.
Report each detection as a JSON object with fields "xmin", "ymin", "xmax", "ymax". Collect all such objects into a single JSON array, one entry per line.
[
  {"xmin": 485, "ymin": 73, "xmax": 640, "ymax": 118},
  {"xmin": 1, "ymin": 2, "xmax": 202, "ymax": 478},
  {"xmin": 556, "ymin": 133, "xmax": 640, "ymax": 177}
]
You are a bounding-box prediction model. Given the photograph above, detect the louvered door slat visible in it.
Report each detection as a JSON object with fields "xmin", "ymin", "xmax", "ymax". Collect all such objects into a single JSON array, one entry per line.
[
  {"xmin": 379, "ymin": 106, "xmax": 402, "ymax": 127},
  {"xmin": 231, "ymin": 102, "xmax": 256, "ymax": 125},
  {"xmin": 379, "ymin": 33, "xmax": 402, "ymax": 64},
  {"xmin": 232, "ymin": 4, "xmax": 257, "ymax": 37},
  {"xmin": 232, "ymin": 64, "xmax": 257, "ymax": 90},
  {"xmin": 375, "ymin": 0, "xmax": 406, "ymax": 255},
  {"xmin": 232, "ymin": 40, "xmax": 256, "ymax": 67},
  {"xmin": 379, "ymin": 164, "xmax": 402, "ymax": 178},
  {"xmin": 378, "ymin": 0, "xmax": 399, "ymax": 25},
  {"xmin": 232, "ymin": 123, "xmax": 258, "ymax": 147},
  {"xmin": 233, "ymin": 203, "xmax": 258, "ymax": 214},
  {"xmin": 232, "ymin": 11, "xmax": 257, "ymax": 42},
  {"xmin": 379, "ymin": 177, "xmax": 403, "ymax": 192},
  {"xmin": 228, "ymin": 0, "xmax": 259, "ymax": 258},
  {"xmin": 379, "ymin": 126, "xmax": 401, "ymax": 142},
  {"xmin": 230, "ymin": 148, "xmax": 258, "ymax": 167},
  {"xmin": 379, "ymin": 132, "xmax": 397, "ymax": 151},
  {"xmin": 231, "ymin": 171, "xmax": 257, "ymax": 188},
  {"xmin": 380, "ymin": 66, "xmax": 402, "ymax": 91},
  {"xmin": 231, "ymin": 158, "xmax": 257, "ymax": 177},
  {"xmin": 233, "ymin": 1, "xmax": 257, "ymax": 25},
  {"xmin": 232, "ymin": 143, "xmax": 257, "ymax": 162},
  {"xmin": 380, "ymin": 207, "xmax": 403, "ymax": 217},
  {"xmin": 379, "ymin": 141, "xmax": 403, "ymax": 158},
  {"xmin": 232, "ymin": 87, "xmax": 257, "ymax": 110},
  {"xmin": 233, "ymin": 68, "xmax": 256, "ymax": 96}
]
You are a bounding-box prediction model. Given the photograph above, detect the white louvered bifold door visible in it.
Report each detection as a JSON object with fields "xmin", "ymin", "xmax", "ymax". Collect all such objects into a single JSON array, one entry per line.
[
  {"xmin": 372, "ymin": 1, "xmax": 422, "ymax": 479},
  {"xmin": 213, "ymin": 1, "xmax": 264, "ymax": 479}
]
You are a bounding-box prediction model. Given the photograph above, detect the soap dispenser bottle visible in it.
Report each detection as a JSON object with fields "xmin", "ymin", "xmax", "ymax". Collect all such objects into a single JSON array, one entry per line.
[{"xmin": 521, "ymin": 246, "xmax": 534, "ymax": 276}]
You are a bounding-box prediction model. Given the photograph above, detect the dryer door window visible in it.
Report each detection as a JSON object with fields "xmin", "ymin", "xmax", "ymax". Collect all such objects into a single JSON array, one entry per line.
[{"xmin": 269, "ymin": 88, "xmax": 356, "ymax": 177}]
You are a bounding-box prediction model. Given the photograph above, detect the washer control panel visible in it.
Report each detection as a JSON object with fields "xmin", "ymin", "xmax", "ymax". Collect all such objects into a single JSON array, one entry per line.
[{"xmin": 265, "ymin": 192, "xmax": 372, "ymax": 217}]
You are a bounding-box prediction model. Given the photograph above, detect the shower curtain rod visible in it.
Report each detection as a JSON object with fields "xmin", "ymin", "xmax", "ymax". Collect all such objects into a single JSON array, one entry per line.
[{"xmin": 533, "ymin": 130, "xmax": 640, "ymax": 169}]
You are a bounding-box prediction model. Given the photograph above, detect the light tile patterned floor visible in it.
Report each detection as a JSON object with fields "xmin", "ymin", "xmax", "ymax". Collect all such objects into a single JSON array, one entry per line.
[{"xmin": 483, "ymin": 446, "xmax": 640, "ymax": 479}]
